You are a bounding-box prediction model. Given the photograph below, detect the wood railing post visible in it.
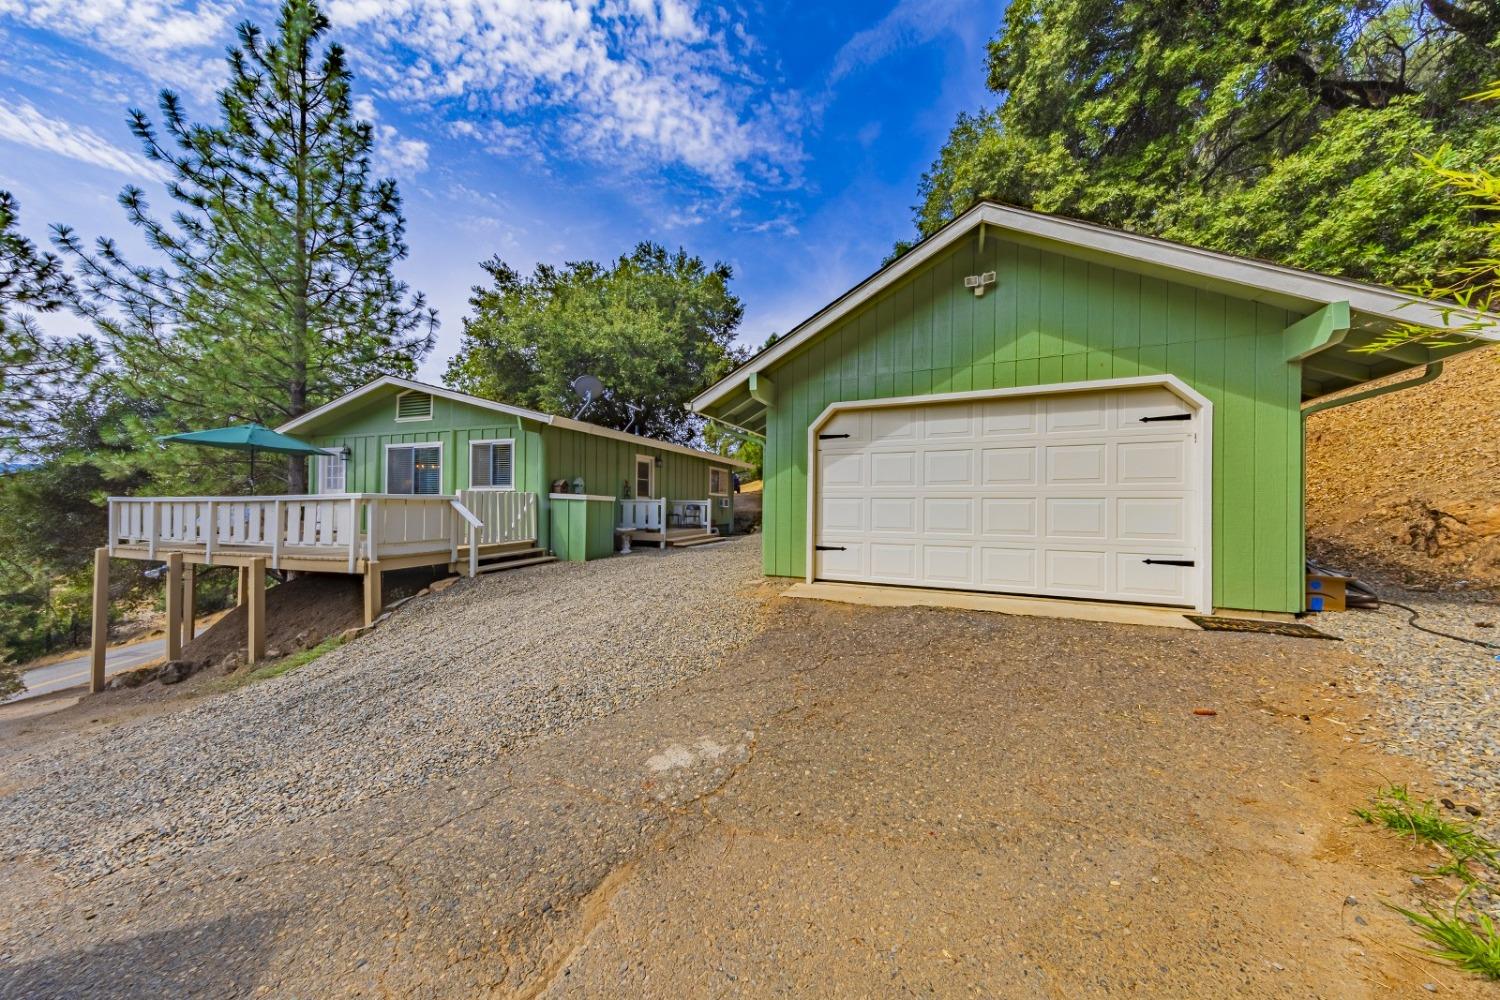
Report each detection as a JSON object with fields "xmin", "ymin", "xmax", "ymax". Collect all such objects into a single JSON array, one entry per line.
[
  {"xmin": 273, "ymin": 499, "xmax": 283, "ymax": 571},
  {"xmin": 147, "ymin": 500, "xmax": 160, "ymax": 561},
  {"xmin": 90, "ymin": 547, "xmax": 109, "ymax": 693},
  {"xmin": 347, "ymin": 497, "xmax": 359, "ymax": 574},
  {"xmin": 204, "ymin": 500, "xmax": 216, "ymax": 566}
]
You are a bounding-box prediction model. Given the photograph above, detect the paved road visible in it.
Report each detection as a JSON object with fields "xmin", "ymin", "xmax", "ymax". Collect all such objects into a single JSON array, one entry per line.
[
  {"xmin": 0, "ymin": 596, "xmax": 1467, "ymax": 997},
  {"xmin": 5, "ymin": 638, "xmax": 166, "ymax": 703}
]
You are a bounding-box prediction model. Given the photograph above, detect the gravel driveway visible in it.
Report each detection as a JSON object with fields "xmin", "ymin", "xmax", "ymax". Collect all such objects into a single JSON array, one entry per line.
[
  {"xmin": 0, "ymin": 538, "xmax": 772, "ymax": 884},
  {"xmin": 1315, "ymin": 588, "xmax": 1500, "ymax": 837}
]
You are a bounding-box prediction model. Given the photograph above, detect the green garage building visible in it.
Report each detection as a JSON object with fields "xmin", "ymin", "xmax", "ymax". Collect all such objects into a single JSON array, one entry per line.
[{"xmin": 693, "ymin": 202, "xmax": 1495, "ymax": 615}]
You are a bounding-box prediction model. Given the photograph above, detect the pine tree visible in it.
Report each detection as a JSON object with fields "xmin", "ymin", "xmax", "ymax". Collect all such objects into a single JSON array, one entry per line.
[
  {"xmin": 0, "ymin": 190, "xmax": 91, "ymax": 455},
  {"xmin": 57, "ymin": 0, "xmax": 434, "ymax": 492}
]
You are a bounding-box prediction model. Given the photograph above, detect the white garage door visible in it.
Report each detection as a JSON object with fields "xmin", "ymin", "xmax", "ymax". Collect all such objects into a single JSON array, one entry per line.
[{"xmin": 813, "ymin": 383, "xmax": 1206, "ymax": 607}]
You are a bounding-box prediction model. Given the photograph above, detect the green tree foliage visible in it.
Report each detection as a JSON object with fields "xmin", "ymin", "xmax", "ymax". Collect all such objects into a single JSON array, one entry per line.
[
  {"xmin": 0, "ymin": 388, "xmax": 146, "ymax": 695},
  {"xmin": 56, "ymin": 0, "xmax": 434, "ymax": 492},
  {"xmin": 448, "ymin": 243, "xmax": 746, "ymax": 444},
  {"xmin": 910, "ymin": 0, "xmax": 1500, "ymax": 284},
  {"xmin": 0, "ymin": 191, "xmax": 94, "ymax": 453}
]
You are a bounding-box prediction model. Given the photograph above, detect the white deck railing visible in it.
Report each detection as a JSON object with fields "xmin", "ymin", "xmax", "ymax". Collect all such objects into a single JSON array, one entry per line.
[
  {"xmin": 108, "ymin": 492, "xmax": 539, "ymax": 575},
  {"xmin": 617, "ymin": 498, "xmax": 717, "ymax": 536},
  {"xmin": 618, "ymin": 497, "xmax": 665, "ymax": 532},
  {"xmin": 457, "ymin": 489, "xmax": 539, "ymax": 545}
]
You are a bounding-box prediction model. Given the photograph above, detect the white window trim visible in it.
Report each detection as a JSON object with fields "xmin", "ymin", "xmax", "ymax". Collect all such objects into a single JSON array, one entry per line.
[
  {"xmin": 708, "ymin": 466, "xmax": 728, "ymax": 496},
  {"xmin": 394, "ymin": 389, "xmax": 434, "ymax": 423},
  {"xmin": 383, "ymin": 441, "xmax": 445, "ymax": 495},
  {"xmin": 634, "ymin": 453, "xmax": 656, "ymax": 499},
  {"xmin": 467, "ymin": 437, "xmax": 516, "ymax": 491},
  {"xmin": 317, "ymin": 451, "xmax": 348, "ymax": 495}
]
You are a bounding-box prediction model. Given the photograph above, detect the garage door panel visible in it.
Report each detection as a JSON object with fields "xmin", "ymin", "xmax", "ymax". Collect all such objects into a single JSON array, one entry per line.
[
  {"xmin": 1115, "ymin": 553, "xmax": 1191, "ymax": 601},
  {"xmin": 979, "ymin": 398, "xmax": 1038, "ymax": 435},
  {"xmin": 981, "ymin": 498, "xmax": 1036, "ymax": 537},
  {"xmin": 869, "ymin": 543, "xmax": 917, "ymax": 581},
  {"xmin": 923, "ymin": 405, "xmax": 975, "ymax": 439},
  {"xmin": 814, "ymin": 384, "xmax": 1203, "ymax": 608},
  {"xmin": 923, "ymin": 449, "xmax": 974, "ymax": 486},
  {"xmin": 821, "ymin": 409, "xmax": 869, "ymax": 444},
  {"xmin": 820, "ymin": 497, "xmax": 865, "ymax": 534},
  {"xmin": 1046, "ymin": 393, "xmax": 1109, "ymax": 433},
  {"xmin": 1045, "ymin": 549, "xmax": 1109, "ymax": 593},
  {"xmin": 923, "ymin": 497, "xmax": 975, "ymax": 534},
  {"xmin": 1117, "ymin": 497, "xmax": 1186, "ymax": 542},
  {"xmin": 817, "ymin": 542, "xmax": 865, "ymax": 578},
  {"xmin": 1045, "ymin": 498, "xmax": 1107, "ymax": 539},
  {"xmin": 1116, "ymin": 440, "xmax": 1185, "ymax": 485},
  {"xmin": 869, "ymin": 497, "xmax": 917, "ymax": 533},
  {"xmin": 922, "ymin": 545, "xmax": 975, "ymax": 583},
  {"xmin": 822, "ymin": 452, "xmax": 865, "ymax": 488},
  {"xmin": 1117, "ymin": 386, "xmax": 1190, "ymax": 427},
  {"xmin": 870, "ymin": 408, "xmax": 919, "ymax": 442},
  {"xmin": 981, "ymin": 446, "xmax": 1037, "ymax": 485},
  {"xmin": 980, "ymin": 546, "xmax": 1038, "ymax": 587},
  {"xmin": 1045, "ymin": 444, "xmax": 1107, "ymax": 484},
  {"xmin": 870, "ymin": 450, "xmax": 917, "ymax": 486}
]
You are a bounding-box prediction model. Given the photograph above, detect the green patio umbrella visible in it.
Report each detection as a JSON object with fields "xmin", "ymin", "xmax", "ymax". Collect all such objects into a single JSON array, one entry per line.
[{"xmin": 157, "ymin": 423, "xmax": 334, "ymax": 491}]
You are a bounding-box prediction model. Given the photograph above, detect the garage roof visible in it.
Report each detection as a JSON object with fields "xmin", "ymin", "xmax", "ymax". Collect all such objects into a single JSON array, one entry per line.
[{"xmin": 694, "ymin": 202, "xmax": 1497, "ymax": 435}]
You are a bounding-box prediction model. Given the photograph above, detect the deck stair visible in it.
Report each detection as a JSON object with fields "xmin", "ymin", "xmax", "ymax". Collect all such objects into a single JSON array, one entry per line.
[
  {"xmin": 453, "ymin": 542, "xmax": 556, "ymax": 575},
  {"xmin": 668, "ymin": 532, "xmax": 726, "ymax": 548}
]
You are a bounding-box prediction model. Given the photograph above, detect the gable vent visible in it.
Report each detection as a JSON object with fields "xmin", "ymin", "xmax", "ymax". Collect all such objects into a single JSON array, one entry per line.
[{"xmin": 396, "ymin": 390, "xmax": 433, "ymax": 421}]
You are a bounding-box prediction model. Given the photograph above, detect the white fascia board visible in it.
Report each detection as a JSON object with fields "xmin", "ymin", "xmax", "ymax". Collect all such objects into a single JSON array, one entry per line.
[
  {"xmin": 693, "ymin": 202, "xmax": 1495, "ymax": 412},
  {"xmin": 277, "ymin": 376, "xmax": 557, "ymax": 434}
]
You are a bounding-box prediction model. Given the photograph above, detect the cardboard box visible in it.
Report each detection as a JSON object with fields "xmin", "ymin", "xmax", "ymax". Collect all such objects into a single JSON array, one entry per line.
[{"xmin": 1306, "ymin": 574, "xmax": 1347, "ymax": 613}]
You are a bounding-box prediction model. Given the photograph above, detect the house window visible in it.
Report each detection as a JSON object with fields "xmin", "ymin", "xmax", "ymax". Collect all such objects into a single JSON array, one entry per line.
[
  {"xmin": 395, "ymin": 390, "xmax": 433, "ymax": 421},
  {"xmin": 469, "ymin": 439, "xmax": 514, "ymax": 490},
  {"xmin": 319, "ymin": 451, "xmax": 348, "ymax": 494},
  {"xmin": 635, "ymin": 454, "xmax": 655, "ymax": 498},
  {"xmin": 386, "ymin": 443, "xmax": 442, "ymax": 495},
  {"xmin": 709, "ymin": 467, "xmax": 728, "ymax": 496}
]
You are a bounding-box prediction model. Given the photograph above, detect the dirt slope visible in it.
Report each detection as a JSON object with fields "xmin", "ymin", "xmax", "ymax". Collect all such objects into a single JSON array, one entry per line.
[{"xmin": 1306, "ymin": 344, "xmax": 1500, "ymax": 589}]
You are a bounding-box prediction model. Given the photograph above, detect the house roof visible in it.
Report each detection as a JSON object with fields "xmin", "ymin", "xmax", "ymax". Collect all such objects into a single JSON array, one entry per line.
[
  {"xmin": 277, "ymin": 376, "xmax": 753, "ymax": 468},
  {"xmin": 693, "ymin": 201, "xmax": 1496, "ymax": 432}
]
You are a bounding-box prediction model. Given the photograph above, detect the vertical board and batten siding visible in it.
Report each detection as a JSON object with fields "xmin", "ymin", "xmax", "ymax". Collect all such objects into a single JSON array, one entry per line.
[
  {"xmin": 543, "ymin": 427, "xmax": 734, "ymax": 533},
  {"xmin": 760, "ymin": 233, "xmax": 1305, "ymax": 613},
  {"xmin": 302, "ymin": 388, "xmax": 738, "ymax": 551}
]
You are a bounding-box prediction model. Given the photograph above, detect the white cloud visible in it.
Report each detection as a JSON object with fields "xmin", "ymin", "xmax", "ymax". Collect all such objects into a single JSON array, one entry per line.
[
  {"xmin": 0, "ymin": 96, "xmax": 170, "ymax": 180},
  {"xmin": 0, "ymin": 0, "xmax": 234, "ymax": 96},
  {"xmin": 352, "ymin": 94, "xmax": 429, "ymax": 179},
  {"xmin": 829, "ymin": 0, "xmax": 967, "ymax": 83},
  {"xmin": 326, "ymin": 0, "xmax": 804, "ymax": 189}
]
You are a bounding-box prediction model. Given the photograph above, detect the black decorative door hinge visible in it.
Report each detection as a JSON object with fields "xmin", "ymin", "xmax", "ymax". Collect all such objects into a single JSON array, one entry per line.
[
  {"xmin": 1138, "ymin": 413, "xmax": 1192, "ymax": 423},
  {"xmin": 818, "ymin": 433, "xmax": 852, "ymax": 439},
  {"xmin": 815, "ymin": 545, "xmax": 847, "ymax": 552},
  {"xmin": 1142, "ymin": 558, "xmax": 1195, "ymax": 567}
]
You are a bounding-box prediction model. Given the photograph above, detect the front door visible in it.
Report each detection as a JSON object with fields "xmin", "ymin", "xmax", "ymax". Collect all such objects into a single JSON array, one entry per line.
[{"xmin": 635, "ymin": 455, "xmax": 656, "ymax": 499}]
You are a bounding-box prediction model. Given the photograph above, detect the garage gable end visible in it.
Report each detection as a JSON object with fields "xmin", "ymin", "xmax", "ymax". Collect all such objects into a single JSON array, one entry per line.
[{"xmin": 756, "ymin": 230, "xmax": 1307, "ymax": 615}]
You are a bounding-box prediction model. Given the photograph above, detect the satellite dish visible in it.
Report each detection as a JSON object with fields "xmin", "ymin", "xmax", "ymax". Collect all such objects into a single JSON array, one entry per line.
[{"xmin": 570, "ymin": 374, "xmax": 606, "ymax": 419}]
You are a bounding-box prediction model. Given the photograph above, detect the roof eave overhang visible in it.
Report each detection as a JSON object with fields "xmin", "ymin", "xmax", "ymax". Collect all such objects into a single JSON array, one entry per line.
[{"xmin": 692, "ymin": 202, "xmax": 1496, "ymax": 413}]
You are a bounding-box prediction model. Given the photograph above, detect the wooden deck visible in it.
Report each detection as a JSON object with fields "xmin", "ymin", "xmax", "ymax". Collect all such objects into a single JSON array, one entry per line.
[{"xmin": 108, "ymin": 538, "xmax": 538, "ymax": 574}]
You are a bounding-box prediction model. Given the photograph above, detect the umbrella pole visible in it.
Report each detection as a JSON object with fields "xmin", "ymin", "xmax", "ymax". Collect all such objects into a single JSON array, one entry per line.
[{"xmin": 249, "ymin": 449, "xmax": 256, "ymax": 493}]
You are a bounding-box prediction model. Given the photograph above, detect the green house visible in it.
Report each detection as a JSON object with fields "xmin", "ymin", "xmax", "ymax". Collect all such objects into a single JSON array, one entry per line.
[
  {"xmin": 692, "ymin": 203, "xmax": 1495, "ymax": 616},
  {"xmin": 278, "ymin": 376, "xmax": 749, "ymax": 560}
]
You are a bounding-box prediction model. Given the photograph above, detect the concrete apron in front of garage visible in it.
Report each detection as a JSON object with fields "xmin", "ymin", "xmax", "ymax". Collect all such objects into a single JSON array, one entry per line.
[{"xmin": 0, "ymin": 598, "xmax": 1475, "ymax": 997}]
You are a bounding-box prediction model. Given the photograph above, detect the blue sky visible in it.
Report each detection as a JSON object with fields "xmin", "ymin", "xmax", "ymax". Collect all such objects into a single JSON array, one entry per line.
[{"xmin": 0, "ymin": 0, "xmax": 1001, "ymax": 378}]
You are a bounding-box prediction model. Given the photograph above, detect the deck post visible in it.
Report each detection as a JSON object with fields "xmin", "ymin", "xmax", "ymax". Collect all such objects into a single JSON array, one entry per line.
[
  {"xmin": 90, "ymin": 547, "xmax": 109, "ymax": 693},
  {"xmin": 363, "ymin": 561, "xmax": 383, "ymax": 626},
  {"xmin": 164, "ymin": 552, "xmax": 183, "ymax": 662},
  {"xmin": 236, "ymin": 564, "xmax": 252, "ymax": 607},
  {"xmin": 181, "ymin": 563, "xmax": 197, "ymax": 647},
  {"xmin": 247, "ymin": 556, "xmax": 266, "ymax": 663}
]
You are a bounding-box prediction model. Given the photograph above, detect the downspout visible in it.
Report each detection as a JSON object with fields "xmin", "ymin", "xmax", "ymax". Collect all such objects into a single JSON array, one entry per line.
[{"xmin": 1300, "ymin": 361, "xmax": 1445, "ymax": 419}]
